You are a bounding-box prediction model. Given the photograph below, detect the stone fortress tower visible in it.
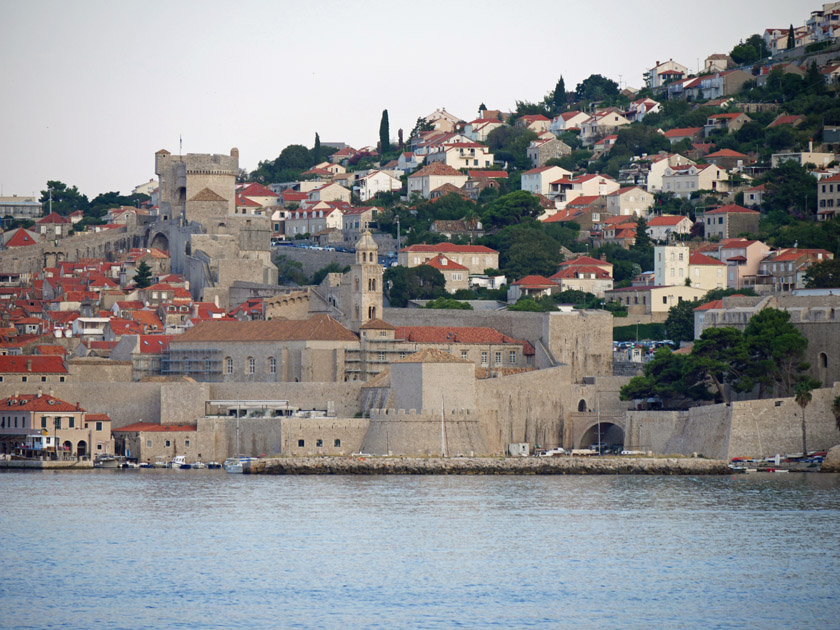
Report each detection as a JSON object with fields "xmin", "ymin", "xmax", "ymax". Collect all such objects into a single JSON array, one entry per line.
[
  {"xmin": 155, "ymin": 148, "xmax": 238, "ymax": 224},
  {"xmin": 152, "ymin": 147, "xmax": 276, "ymax": 308}
]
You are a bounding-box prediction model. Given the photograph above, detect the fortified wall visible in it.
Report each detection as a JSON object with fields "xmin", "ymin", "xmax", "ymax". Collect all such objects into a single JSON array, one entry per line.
[{"xmin": 625, "ymin": 384, "xmax": 840, "ymax": 459}]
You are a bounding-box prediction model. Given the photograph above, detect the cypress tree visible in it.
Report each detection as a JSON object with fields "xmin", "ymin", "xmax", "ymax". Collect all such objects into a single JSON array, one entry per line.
[
  {"xmin": 552, "ymin": 77, "xmax": 566, "ymax": 113},
  {"xmin": 379, "ymin": 110, "xmax": 390, "ymax": 154},
  {"xmin": 787, "ymin": 24, "xmax": 795, "ymax": 50},
  {"xmin": 133, "ymin": 260, "xmax": 153, "ymax": 289},
  {"xmin": 313, "ymin": 132, "xmax": 321, "ymax": 162}
]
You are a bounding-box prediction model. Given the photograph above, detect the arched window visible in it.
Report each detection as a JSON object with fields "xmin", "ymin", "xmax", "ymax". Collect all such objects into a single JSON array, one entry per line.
[
  {"xmin": 578, "ymin": 399, "xmax": 587, "ymax": 412},
  {"xmin": 368, "ymin": 305, "xmax": 376, "ymax": 319},
  {"xmin": 268, "ymin": 357, "xmax": 277, "ymax": 374},
  {"xmin": 820, "ymin": 352, "xmax": 828, "ymax": 369},
  {"xmin": 247, "ymin": 357, "xmax": 255, "ymax": 374},
  {"xmin": 225, "ymin": 357, "xmax": 233, "ymax": 375}
]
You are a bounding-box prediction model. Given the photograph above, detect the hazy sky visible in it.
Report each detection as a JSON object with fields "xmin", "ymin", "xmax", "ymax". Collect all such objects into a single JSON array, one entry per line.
[{"xmin": 0, "ymin": 0, "xmax": 807, "ymax": 199}]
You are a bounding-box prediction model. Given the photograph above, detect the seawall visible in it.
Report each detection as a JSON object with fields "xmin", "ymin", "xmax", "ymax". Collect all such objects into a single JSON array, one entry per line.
[{"xmin": 246, "ymin": 456, "xmax": 728, "ymax": 475}]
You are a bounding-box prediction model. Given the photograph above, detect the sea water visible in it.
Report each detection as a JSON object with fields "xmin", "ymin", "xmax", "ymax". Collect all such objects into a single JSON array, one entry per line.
[{"xmin": 1, "ymin": 470, "xmax": 838, "ymax": 629}]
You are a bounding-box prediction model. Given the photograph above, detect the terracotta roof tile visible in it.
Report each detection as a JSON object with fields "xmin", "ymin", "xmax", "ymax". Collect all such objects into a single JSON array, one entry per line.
[
  {"xmin": 0, "ymin": 393, "xmax": 81, "ymax": 412},
  {"xmin": 172, "ymin": 314, "xmax": 357, "ymax": 343}
]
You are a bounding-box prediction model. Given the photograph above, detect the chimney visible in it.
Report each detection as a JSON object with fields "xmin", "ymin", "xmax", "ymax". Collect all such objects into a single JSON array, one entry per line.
[
  {"xmin": 600, "ymin": 254, "xmax": 607, "ymax": 262},
  {"xmin": 49, "ymin": 389, "xmax": 54, "ymax": 397},
  {"xmin": 26, "ymin": 359, "xmax": 32, "ymax": 372},
  {"xmin": 809, "ymin": 138, "xmax": 813, "ymax": 152},
  {"xmin": 37, "ymin": 388, "xmax": 42, "ymax": 398}
]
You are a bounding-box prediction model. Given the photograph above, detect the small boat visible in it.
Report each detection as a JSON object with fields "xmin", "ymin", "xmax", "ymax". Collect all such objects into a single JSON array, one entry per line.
[
  {"xmin": 138, "ymin": 462, "xmax": 152, "ymax": 469},
  {"xmin": 153, "ymin": 456, "xmax": 168, "ymax": 468},
  {"xmin": 206, "ymin": 461, "xmax": 222, "ymax": 469},
  {"xmin": 224, "ymin": 456, "xmax": 255, "ymax": 474},
  {"xmin": 170, "ymin": 455, "xmax": 191, "ymax": 469},
  {"xmin": 95, "ymin": 455, "xmax": 119, "ymax": 468},
  {"xmin": 192, "ymin": 461, "xmax": 206, "ymax": 470}
]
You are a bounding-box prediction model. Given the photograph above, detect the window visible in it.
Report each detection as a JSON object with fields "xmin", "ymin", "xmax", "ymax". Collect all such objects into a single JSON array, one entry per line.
[
  {"xmin": 481, "ymin": 352, "xmax": 488, "ymax": 365},
  {"xmin": 22, "ymin": 376, "xmax": 27, "ymax": 383},
  {"xmin": 55, "ymin": 418, "xmax": 61, "ymax": 429},
  {"xmin": 663, "ymin": 296, "xmax": 668, "ymax": 304},
  {"xmin": 509, "ymin": 351, "xmax": 516, "ymax": 364},
  {"xmin": 225, "ymin": 357, "xmax": 233, "ymax": 374},
  {"xmin": 495, "ymin": 352, "xmax": 502, "ymax": 365},
  {"xmin": 96, "ymin": 422, "xmax": 102, "ymax": 431},
  {"xmin": 68, "ymin": 417, "xmax": 74, "ymax": 428},
  {"xmin": 334, "ymin": 439, "xmax": 341, "ymax": 447},
  {"xmin": 378, "ymin": 352, "xmax": 385, "ymax": 361},
  {"xmin": 185, "ymin": 440, "xmax": 190, "ymax": 447},
  {"xmin": 247, "ymin": 357, "xmax": 255, "ymax": 374},
  {"xmin": 316, "ymin": 439, "xmax": 323, "ymax": 447},
  {"xmin": 461, "ymin": 351, "xmax": 468, "ymax": 360},
  {"xmin": 41, "ymin": 376, "xmax": 47, "ymax": 382},
  {"xmin": 165, "ymin": 440, "xmax": 171, "ymax": 447},
  {"xmin": 146, "ymin": 439, "xmax": 152, "ymax": 447},
  {"xmin": 41, "ymin": 417, "xmax": 47, "ymax": 428},
  {"xmin": 59, "ymin": 376, "xmax": 65, "ymax": 383},
  {"xmin": 298, "ymin": 439, "xmax": 305, "ymax": 447},
  {"xmin": 269, "ymin": 357, "xmax": 277, "ymax": 374},
  {"xmin": 399, "ymin": 352, "xmax": 406, "ymax": 359}
]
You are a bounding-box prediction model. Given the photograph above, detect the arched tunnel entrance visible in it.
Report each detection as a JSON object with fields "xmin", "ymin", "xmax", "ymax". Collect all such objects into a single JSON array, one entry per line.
[
  {"xmin": 149, "ymin": 232, "xmax": 170, "ymax": 252},
  {"xmin": 579, "ymin": 422, "xmax": 624, "ymax": 454}
]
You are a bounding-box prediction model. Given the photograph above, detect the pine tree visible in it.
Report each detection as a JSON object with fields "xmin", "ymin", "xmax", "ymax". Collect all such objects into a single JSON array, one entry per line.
[
  {"xmin": 379, "ymin": 110, "xmax": 390, "ymax": 154},
  {"xmin": 479, "ymin": 102, "xmax": 487, "ymax": 115},
  {"xmin": 313, "ymin": 132, "xmax": 321, "ymax": 162},
  {"xmin": 787, "ymin": 24, "xmax": 795, "ymax": 50},
  {"xmin": 551, "ymin": 77, "xmax": 566, "ymax": 114},
  {"xmin": 133, "ymin": 260, "xmax": 153, "ymax": 289}
]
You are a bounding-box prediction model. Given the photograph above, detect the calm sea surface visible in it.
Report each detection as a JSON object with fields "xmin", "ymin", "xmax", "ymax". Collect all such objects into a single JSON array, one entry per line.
[{"xmin": 1, "ymin": 470, "xmax": 838, "ymax": 630}]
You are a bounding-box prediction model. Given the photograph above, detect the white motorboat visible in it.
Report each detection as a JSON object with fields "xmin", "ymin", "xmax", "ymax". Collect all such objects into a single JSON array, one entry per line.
[
  {"xmin": 223, "ymin": 456, "xmax": 255, "ymax": 474},
  {"xmin": 170, "ymin": 455, "xmax": 191, "ymax": 469}
]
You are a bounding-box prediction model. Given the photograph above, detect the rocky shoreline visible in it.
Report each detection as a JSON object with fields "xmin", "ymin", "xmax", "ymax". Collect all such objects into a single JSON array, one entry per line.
[{"xmin": 246, "ymin": 456, "xmax": 730, "ymax": 475}]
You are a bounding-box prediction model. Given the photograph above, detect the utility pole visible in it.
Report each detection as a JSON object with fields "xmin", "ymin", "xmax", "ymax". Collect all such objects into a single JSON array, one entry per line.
[{"xmin": 395, "ymin": 215, "xmax": 400, "ymax": 251}]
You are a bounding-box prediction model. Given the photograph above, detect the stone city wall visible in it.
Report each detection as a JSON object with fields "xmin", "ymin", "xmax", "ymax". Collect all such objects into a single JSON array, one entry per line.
[
  {"xmin": 278, "ymin": 417, "xmax": 370, "ymax": 457},
  {"xmin": 475, "ymin": 365, "xmax": 573, "ymax": 452},
  {"xmin": 382, "ymin": 309, "xmax": 546, "ymax": 343},
  {"xmin": 362, "ymin": 409, "xmax": 491, "ymax": 457},
  {"xmin": 625, "ymin": 384, "xmax": 840, "ymax": 459}
]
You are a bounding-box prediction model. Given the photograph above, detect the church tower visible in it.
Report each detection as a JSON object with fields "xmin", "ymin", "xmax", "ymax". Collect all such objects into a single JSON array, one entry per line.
[{"xmin": 348, "ymin": 230, "xmax": 383, "ymax": 331}]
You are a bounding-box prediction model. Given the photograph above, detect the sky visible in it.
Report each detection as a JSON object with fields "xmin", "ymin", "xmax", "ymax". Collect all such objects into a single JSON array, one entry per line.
[{"xmin": 0, "ymin": 0, "xmax": 809, "ymax": 200}]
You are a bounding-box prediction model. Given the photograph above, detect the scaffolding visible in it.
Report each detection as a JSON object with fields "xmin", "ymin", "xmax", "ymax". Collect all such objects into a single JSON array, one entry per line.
[{"xmin": 162, "ymin": 348, "xmax": 223, "ymax": 380}]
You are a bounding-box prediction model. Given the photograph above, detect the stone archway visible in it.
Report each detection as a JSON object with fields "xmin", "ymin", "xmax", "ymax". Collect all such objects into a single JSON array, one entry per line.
[
  {"xmin": 579, "ymin": 422, "xmax": 625, "ymax": 453},
  {"xmin": 578, "ymin": 399, "xmax": 587, "ymax": 412},
  {"xmin": 77, "ymin": 440, "xmax": 87, "ymax": 458},
  {"xmin": 149, "ymin": 231, "xmax": 170, "ymax": 252}
]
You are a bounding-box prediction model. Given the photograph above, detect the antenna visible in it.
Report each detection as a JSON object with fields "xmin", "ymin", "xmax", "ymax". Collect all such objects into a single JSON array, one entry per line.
[{"xmin": 179, "ymin": 134, "xmax": 183, "ymax": 160}]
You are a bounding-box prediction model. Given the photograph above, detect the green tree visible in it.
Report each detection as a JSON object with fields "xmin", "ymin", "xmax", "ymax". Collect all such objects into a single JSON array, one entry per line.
[
  {"xmin": 804, "ymin": 258, "xmax": 840, "ymax": 287},
  {"xmin": 787, "ymin": 24, "xmax": 795, "ymax": 51},
  {"xmin": 730, "ymin": 34, "xmax": 770, "ymax": 65},
  {"xmin": 551, "ymin": 76, "xmax": 566, "ymax": 113},
  {"xmin": 313, "ymin": 132, "xmax": 321, "ymax": 163},
  {"xmin": 482, "ymin": 190, "xmax": 543, "ymax": 228},
  {"xmin": 794, "ymin": 377, "xmax": 822, "ymax": 456},
  {"xmin": 39, "ymin": 181, "xmax": 89, "ymax": 216},
  {"xmin": 425, "ymin": 297, "xmax": 473, "ymax": 310},
  {"xmin": 631, "ymin": 216, "xmax": 652, "ymax": 252},
  {"xmin": 743, "ymin": 308, "xmax": 810, "ymax": 397},
  {"xmin": 384, "ymin": 265, "xmax": 446, "ymax": 307},
  {"xmin": 762, "ymin": 162, "xmax": 818, "ymax": 218},
  {"xmin": 479, "ymin": 102, "xmax": 487, "ymax": 114},
  {"xmin": 133, "ymin": 260, "xmax": 153, "ymax": 289},
  {"xmin": 574, "ymin": 74, "xmax": 619, "ymax": 102},
  {"xmin": 275, "ymin": 255, "xmax": 308, "ymax": 286},
  {"xmin": 684, "ymin": 327, "xmax": 748, "ymax": 403},
  {"xmin": 311, "ymin": 262, "xmax": 350, "ymax": 286},
  {"xmin": 379, "ymin": 109, "xmax": 390, "ymax": 154},
  {"xmin": 485, "ymin": 126, "xmax": 537, "ymax": 170}
]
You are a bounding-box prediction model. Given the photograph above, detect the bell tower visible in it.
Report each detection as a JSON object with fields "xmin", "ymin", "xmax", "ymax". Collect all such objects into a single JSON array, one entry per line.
[{"xmin": 349, "ymin": 230, "xmax": 383, "ymax": 331}]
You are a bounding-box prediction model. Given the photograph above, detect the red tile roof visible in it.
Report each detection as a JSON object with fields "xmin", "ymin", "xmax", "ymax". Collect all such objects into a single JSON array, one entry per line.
[
  {"xmin": 467, "ymin": 170, "xmax": 508, "ymax": 179},
  {"xmin": 0, "ymin": 356, "xmax": 67, "ymax": 374},
  {"xmin": 663, "ymin": 127, "xmax": 703, "ymax": 138},
  {"xmin": 394, "ymin": 326, "xmax": 534, "ymax": 354},
  {"xmin": 408, "ymin": 162, "xmax": 465, "ymax": 178},
  {"xmin": 138, "ymin": 335, "xmax": 173, "ymax": 354},
  {"xmin": 647, "ymin": 215, "xmax": 689, "ymax": 226},
  {"xmin": 560, "ymin": 256, "xmax": 613, "ymax": 268},
  {"xmin": 37, "ymin": 212, "xmax": 70, "ymax": 224},
  {"xmin": 512, "ymin": 274, "xmax": 554, "ymax": 287},
  {"xmin": 423, "ymin": 254, "xmax": 468, "ymax": 271},
  {"xmin": 0, "ymin": 394, "xmax": 81, "ymax": 412},
  {"xmin": 239, "ymin": 183, "xmax": 278, "ymax": 197},
  {"xmin": 4, "ymin": 228, "xmax": 39, "ymax": 247},
  {"xmin": 689, "ymin": 251, "xmax": 725, "ymax": 266},
  {"xmin": 705, "ymin": 149, "xmax": 749, "ymax": 158}
]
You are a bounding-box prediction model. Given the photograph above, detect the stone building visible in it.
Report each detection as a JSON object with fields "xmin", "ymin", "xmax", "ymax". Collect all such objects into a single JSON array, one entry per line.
[
  {"xmin": 526, "ymin": 137, "xmax": 572, "ymax": 168},
  {"xmin": 155, "ymin": 148, "xmax": 238, "ymax": 223},
  {"xmin": 700, "ymin": 204, "xmax": 760, "ymax": 240},
  {"xmin": 165, "ymin": 314, "xmax": 359, "ymax": 383}
]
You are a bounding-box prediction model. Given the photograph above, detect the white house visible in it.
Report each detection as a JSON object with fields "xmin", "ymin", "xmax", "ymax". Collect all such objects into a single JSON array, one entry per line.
[
  {"xmin": 354, "ymin": 170, "xmax": 402, "ymax": 202},
  {"xmin": 521, "ymin": 166, "xmax": 571, "ymax": 196}
]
